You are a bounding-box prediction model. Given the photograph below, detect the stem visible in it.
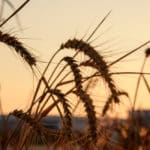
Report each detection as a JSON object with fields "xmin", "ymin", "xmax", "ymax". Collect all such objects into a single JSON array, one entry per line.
[
  {"xmin": 0, "ymin": 0, "xmax": 30, "ymax": 27},
  {"xmin": 109, "ymin": 41, "xmax": 150, "ymax": 66},
  {"xmin": 142, "ymin": 75, "xmax": 150, "ymax": 92},
  {"xmin": 132, "ymin": 57, "xmax": 147, "ymax": 111}
]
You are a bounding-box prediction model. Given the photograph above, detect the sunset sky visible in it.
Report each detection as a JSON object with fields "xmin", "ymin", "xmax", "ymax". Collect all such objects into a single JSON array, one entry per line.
[{"xmin": 0, "ymin": 0, "xmax": 149, "ymax": 118}]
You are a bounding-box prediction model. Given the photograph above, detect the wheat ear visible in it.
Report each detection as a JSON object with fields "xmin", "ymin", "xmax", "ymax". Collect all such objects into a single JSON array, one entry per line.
[
  {"xmin": 102, "ymin": 92, "xmax": 129, "ymax": 116},
  {"xmin": 63, "ymin": 56, "xmax": 97, "ymax": 143},
  {"xmin": 0, "ymin": 31, "xmax": 36, "ymax": 67},
  {"xmin": 60, "ymin": 39, "xmax": 120, "ymax": 103},
  {"xmin": 10, "ymin": 109, "xmax": 45, "ymax": 135},
  {"xmin": 48, "ymin": 89, "xmax": 72, "ymax": 140}
]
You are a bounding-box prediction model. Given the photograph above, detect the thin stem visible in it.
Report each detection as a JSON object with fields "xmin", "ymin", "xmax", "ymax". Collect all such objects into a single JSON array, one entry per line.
[
  {"xmin": 109, "ymin": 41, "xmax": 150, "ymax": 66},
  {"xmin": 5, "ymin": 0, "xmax": 22, "ymax": 28},
  {"xmin": 51, "ymin": 95, "xmax": 63, "ymax": 119},
  {"xmin": 30, "ymin": 49, "xmax": 62, "ymax": 108},
  {"xmin": 42, "ymin": 48, "xmax": 61, "ymax": 76},
  {"xmin": 0, "ymin": 0, "xmax": 30, "ymax": 27},
  {"xmin": 86, "ymin": 10, "xmax": 111, "ymax": 42},
  {"xmin": 30, "ymin": 69, "xmax": 73, "ymax": 112},
  {"xmin": 132, "ymin": 57, "xmax": 147, "ymax": 111},
  {"xmin": 36, "ymin": 77, "xmax": 63, "ymax": 119},
  {"xmin": 47, "ymin": 59, "xmax": 64, "ymax": 84},
  {"xmin": 0, "ymin": 0, "xmax": 5, "ymax": 21},
  {"xmin": 110, "ymin": 72, "xmax": 150, "ymax": 75},
  {"xmin": 142, "ymin": 74, "xmax": 150, "ymax": 93},
  {"xmin": 48, "ymin": 61, "xmax": 69, "ymax": 88},
  {"xmin": 57, "ymin": 71, "xmax": 150, "ymax": 87},
  {"xmin": 29, "ymin": 49, "xmax": 62, "ymax": 111},
  {"xmin": 34, "ymin": 91, "xmax": 50, "ymax": 116},
  {"xmin": 46, "ymin": 50, "xmax": 80, "ymax": 90}
]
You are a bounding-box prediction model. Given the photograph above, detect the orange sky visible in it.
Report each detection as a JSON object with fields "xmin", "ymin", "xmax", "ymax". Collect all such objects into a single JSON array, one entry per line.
[{"xmin": 0, "ymin": 0, "xmax": 149, "ymax": 118}]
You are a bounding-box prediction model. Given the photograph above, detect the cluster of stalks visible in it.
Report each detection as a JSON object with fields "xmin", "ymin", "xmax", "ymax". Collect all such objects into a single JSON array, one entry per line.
[{"xmin": 0, "ymin": 1, "xmax": 150, "ymax": 149}]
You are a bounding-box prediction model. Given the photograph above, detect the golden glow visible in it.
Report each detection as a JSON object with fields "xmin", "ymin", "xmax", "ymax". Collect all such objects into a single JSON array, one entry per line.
[{"xmin": 0, "ymin": 0, "xmax": 150, "ymax": 118}]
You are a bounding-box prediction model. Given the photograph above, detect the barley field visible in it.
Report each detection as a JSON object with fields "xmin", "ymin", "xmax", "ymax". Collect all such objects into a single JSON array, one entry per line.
[{"xmin": 0, "ymin": 1, "xmax": 150, "ymax": 150}]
